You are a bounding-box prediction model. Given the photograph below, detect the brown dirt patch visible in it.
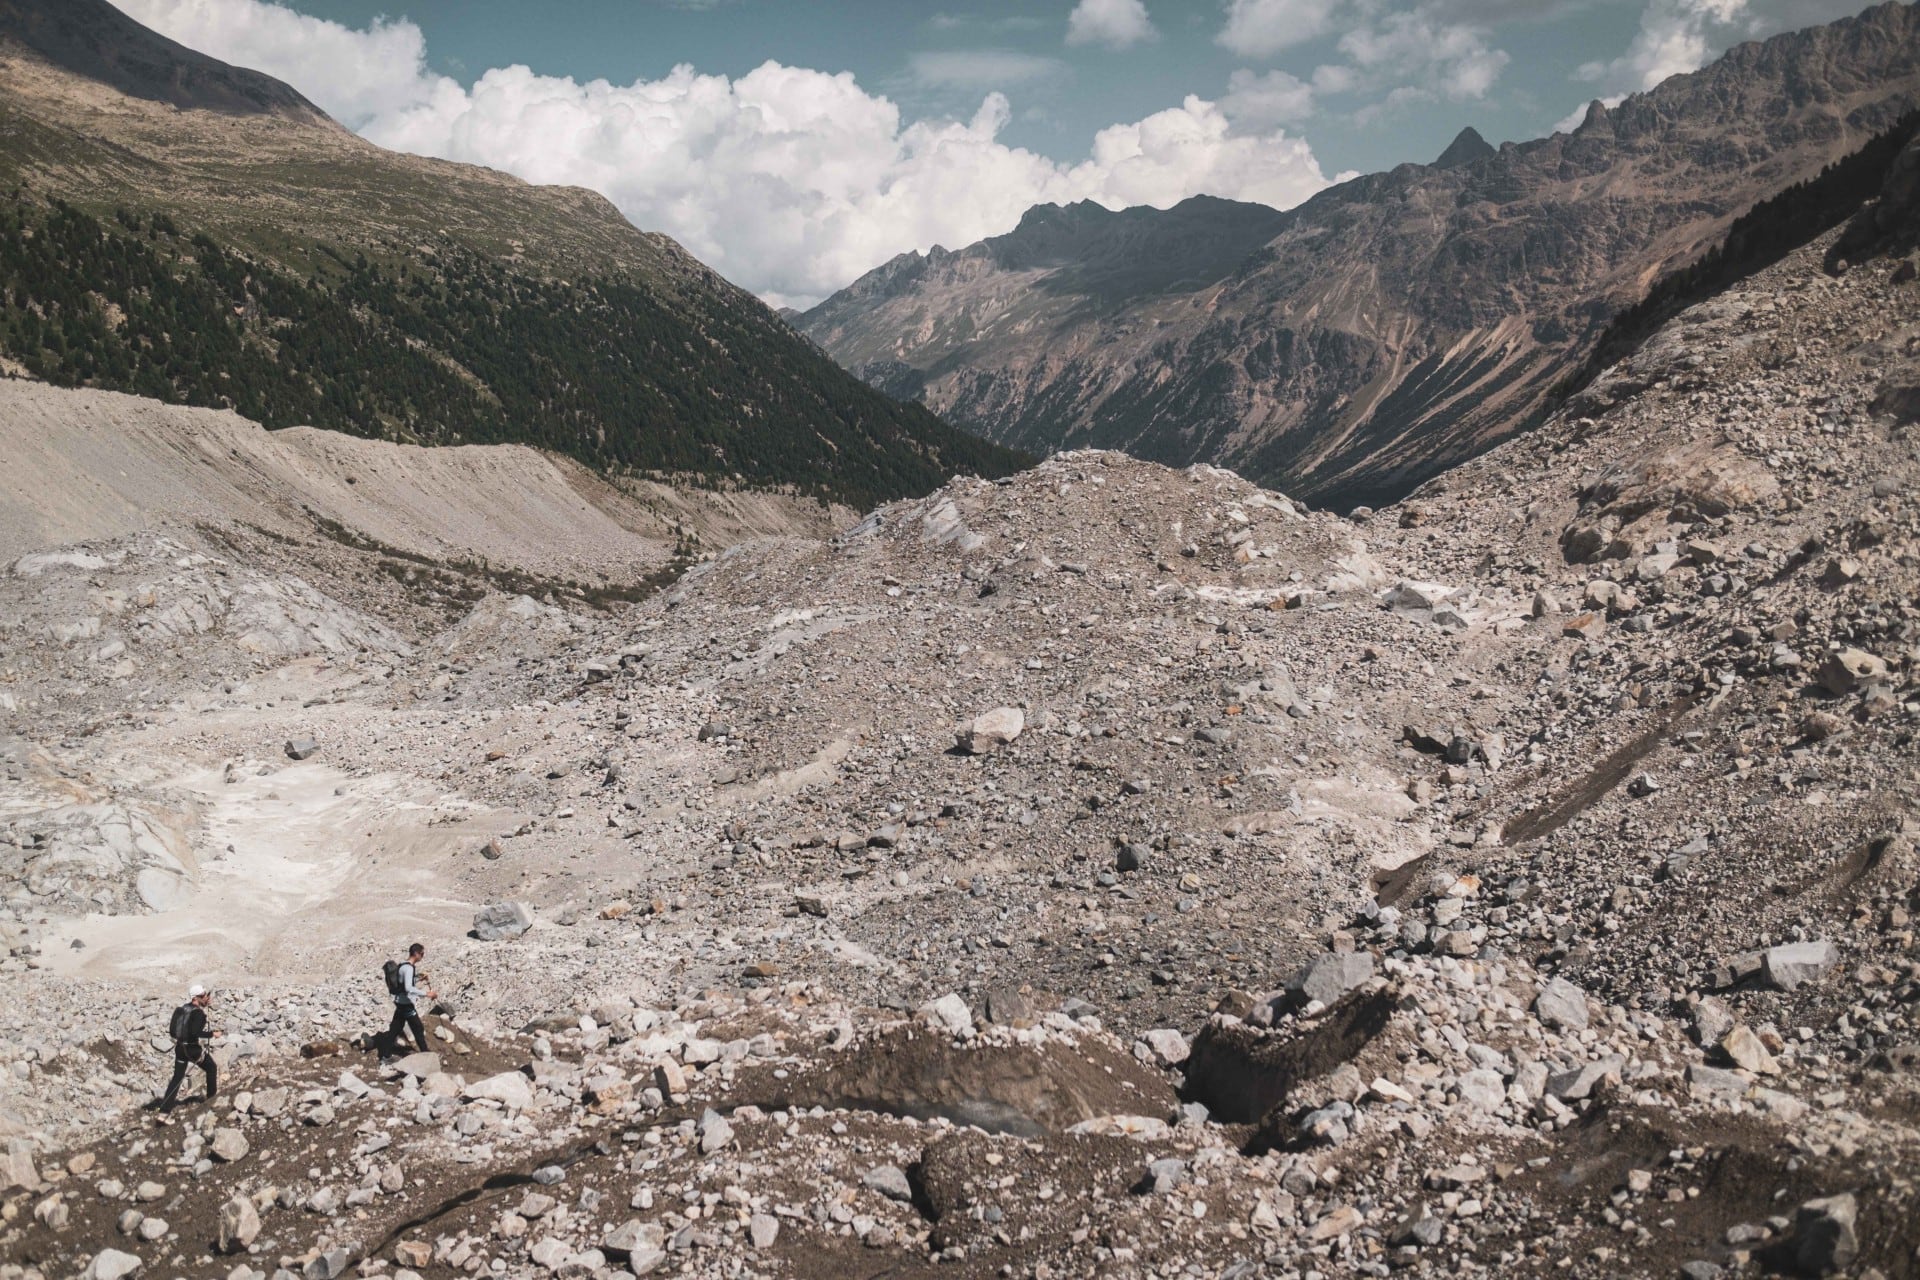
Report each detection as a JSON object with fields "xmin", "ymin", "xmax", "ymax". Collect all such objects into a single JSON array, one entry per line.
[{"xmin": 737, "ymin": 1026, "xmax": 1176, "ymax": 1136}]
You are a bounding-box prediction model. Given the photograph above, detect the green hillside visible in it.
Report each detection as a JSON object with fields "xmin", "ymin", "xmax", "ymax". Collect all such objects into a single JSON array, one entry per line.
[{"xmin": 0, "ymin": 0, "xmax": 1028, "ymax": 510}]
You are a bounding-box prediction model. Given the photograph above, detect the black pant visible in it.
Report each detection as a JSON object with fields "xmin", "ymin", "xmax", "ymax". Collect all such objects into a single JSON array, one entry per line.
[
  {"xmin": 388, "ymin": 1002, "xmax": 428, "ymax": 1054},
  {"xmin": 161, "ymin": 1047, "xmax": 215, "ymax": 1109}
]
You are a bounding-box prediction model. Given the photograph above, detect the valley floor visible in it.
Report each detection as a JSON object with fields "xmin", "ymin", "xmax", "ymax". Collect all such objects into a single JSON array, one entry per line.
[{"xmin": 2, "ymin": 228, "xmax": 1919, "ymax": 1280}]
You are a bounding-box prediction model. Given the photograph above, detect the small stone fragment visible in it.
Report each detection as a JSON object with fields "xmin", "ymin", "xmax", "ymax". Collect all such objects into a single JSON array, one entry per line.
[{"xmin": 862, "ymin": 1166, "xmax": 914, "ymax": 1202}]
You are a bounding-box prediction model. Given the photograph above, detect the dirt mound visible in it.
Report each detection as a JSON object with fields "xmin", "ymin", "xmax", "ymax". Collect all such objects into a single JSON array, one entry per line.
[
  {"xmin": 747, "ymin": 1024, "xmax": 1174, "ymax": 1136},
  {"xmin": 1184, "ymin": 987, "xmax": 1400, "ymax": 1126},
  {"xmin": 0, "ymin": 382, "xmax": 670, "ymax": 577}
]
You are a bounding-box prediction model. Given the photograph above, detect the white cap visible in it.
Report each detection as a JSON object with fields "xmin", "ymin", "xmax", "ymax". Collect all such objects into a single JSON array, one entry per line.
[{"xmin": 188, "ymin": 984, "xmax": 207, "ymax": 998}]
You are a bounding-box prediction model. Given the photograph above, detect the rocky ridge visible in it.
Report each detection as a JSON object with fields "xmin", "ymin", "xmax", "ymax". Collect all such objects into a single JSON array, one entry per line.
[{"xmin": 800, "ymin": 2, "xmax": 1920, "ymax": 510}]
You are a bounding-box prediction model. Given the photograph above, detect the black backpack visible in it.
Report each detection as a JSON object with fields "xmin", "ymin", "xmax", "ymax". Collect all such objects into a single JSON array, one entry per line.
[
  {"xmin": 168, "ymin": 1003, "xmax": 193, "ymax": 1042},
  {"xmin": 383, "ymin": 959, "xmax": 407, "ymax": 998}
]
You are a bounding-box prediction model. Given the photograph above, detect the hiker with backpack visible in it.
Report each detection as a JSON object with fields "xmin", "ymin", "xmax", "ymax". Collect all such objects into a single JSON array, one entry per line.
[
  {"xmin": 384, "ymin": 943, "xmax": 435, "ymax": 1059},
  {"xmin": 158, "ymin": 983, "xmax": 217, "ymax": 1118}
]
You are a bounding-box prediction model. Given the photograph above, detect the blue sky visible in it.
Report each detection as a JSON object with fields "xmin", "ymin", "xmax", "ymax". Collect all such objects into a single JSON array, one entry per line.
[
  {"xmin": 115, "ymin": 0, "xmax": 1884, "ymax": 304},
  {"xmin": 252, "ymin": 0, "xmax": 1637, "ymax": 169}
]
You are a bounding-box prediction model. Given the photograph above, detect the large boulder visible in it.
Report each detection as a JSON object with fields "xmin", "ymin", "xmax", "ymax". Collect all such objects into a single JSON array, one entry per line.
[
  {"xmin": 1764, "ymin": 940, "xmax": 1838, "ymax": 991},
  {"xmin": 1560, "ymin": 442, "xmax": 1778, "ymax": 562},
  {"xmin": 1, "ymin": 1139, "xmax": 38, "ymax": 1192},
  {"xmin": 1383, "ymin": 580, "xmax": 1455, "ymax": 613},
  {"xmin": 304, "ymin": 1248, "xmax": 350, "ymax": 1280},
  {"xmin": 217, "ymin": 1196, "xmax": 260, "ymax": 1252},
  {"xmin": 388, "ymin": 1052, "xmax": 440, "ymax": 1078},
  {"xmin": 83, "ymin": 1251, "xmax": 142, "ymax": 1280},
  {"xmin": 1533, "ymin": 977, "xmax": 1589, "ymax": 1033},
  {"xmin": 602, "ymin": 1219, "xmax": 664, "ymax": 1261},
  {"xmin": 919, "ymin": 993, "xmax": 975, "ymax": 1037},
  {"xmin": 697, "ymin": 1109, "xmax": 734, "ymax": 1155},
  {"xmin": 957, "ymin": 707, "xmax": 1024, "ymax": 754},
  {"xmin": 461, "ymin": 1070, "xmax": 534, "ymax": 1110},
  {"xmin": 473, "ymin": 901, "xmax": 534, "ymax": 941},
  {"xmin": 1792, "ymin": 1193, "xmax": 1858, "ymax": 1275},
  {"xmin": 1546, "ymin": 1055, "xmax": 1625, "ymax": 1101},
  {"xmin": 1292, "ymin": 951, "xmax": 1374, "ymax": 1007},
  {"xmin": 1873, "ymin": 357, "xmax": 1920, "ymax": 424},
  {"xmin": 1138, "ymin": 1029, "xmax": 1191, "ymax": 1068},
  {"xmin": 208, "ymin": 1128, "xmax": 248, "ymax": 1162},
  {"xmin": 1815, "ymin": 648, "xmax": 1888, "ymax": 695}
]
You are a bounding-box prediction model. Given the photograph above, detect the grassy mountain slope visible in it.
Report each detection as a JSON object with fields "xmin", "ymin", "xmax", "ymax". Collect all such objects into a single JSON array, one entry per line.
[{"xmin": 0, "ymin": 0, "xmax": 1027, "ymax": 509}]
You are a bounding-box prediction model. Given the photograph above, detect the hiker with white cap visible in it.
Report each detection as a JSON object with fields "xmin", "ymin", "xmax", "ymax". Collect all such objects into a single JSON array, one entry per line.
[
  {"xmin": 158, "ymin": 983, "xmax": 217, "ymax": 1117},
  {"xmin": 382, "ymin": 942, "xmax": 435, "ymax": 1060}
]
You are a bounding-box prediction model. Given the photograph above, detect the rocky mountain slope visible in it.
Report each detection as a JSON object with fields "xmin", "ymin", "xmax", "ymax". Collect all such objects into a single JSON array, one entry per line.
[
  {"xmin": 0, "ymin": 0, "xmax": 1027, "ymax": 508},
  {"xmin": 1, "ymin": 131, "xmax": 1918, "ymax": 1278},
  {"xmin": 800, "ymin": 2, "xmax": 1920, "ymax": 510}
]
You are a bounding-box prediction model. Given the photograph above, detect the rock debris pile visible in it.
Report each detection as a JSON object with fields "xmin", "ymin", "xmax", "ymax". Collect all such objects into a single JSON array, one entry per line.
[{"xmin": 2, "ymin": 226, "xmax": 1919, "ymax": 1277}]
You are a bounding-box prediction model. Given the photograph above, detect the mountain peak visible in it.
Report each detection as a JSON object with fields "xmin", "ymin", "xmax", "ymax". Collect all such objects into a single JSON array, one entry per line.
[
  {"xmin": 0, "ymin": 0, "xmax": 324, "ymax": 118},
  {"xmin": 1433, "ymin": 126, "xmax": 1495, "ymax": 169},
  {"xmin": 798, "ymin": 2, "xmax": 1920, "ymax": 509},
  {"xmin": 1011, "ymin": 201, "xmax": 1112, "ymax": 232}
]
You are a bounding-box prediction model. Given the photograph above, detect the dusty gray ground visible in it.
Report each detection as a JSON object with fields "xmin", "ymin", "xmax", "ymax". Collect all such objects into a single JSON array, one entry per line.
[{"xmin": 1, "ymin": 225, "xmax": 1918, "ymax": 1280}]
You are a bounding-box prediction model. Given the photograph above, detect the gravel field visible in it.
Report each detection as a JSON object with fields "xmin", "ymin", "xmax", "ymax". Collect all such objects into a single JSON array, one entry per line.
[{"xmin": 2, "ymin": 199, "xmax": 1920, "ymax": 1278}]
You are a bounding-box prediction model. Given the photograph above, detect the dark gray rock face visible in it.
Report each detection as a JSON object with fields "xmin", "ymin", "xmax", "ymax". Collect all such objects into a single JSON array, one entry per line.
[
  {"xmin": 801, "ymin": 3, "xmax": 1920, "ymax": 510},
  {"xmin": 1433, "ymin": 127, "xmax": 1496, "ymax": 170}
]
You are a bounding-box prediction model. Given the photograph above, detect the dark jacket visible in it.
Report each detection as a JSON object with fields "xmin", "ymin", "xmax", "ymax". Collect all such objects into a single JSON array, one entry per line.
[{"xmin": 173, "ymin": 1004, "xmax": 209, "ymax": 1059}]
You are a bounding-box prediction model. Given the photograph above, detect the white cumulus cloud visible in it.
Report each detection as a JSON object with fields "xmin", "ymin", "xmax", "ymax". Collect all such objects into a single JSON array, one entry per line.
[
  {"xmin": 1067, "ymin": 0, "xmax": 1158, "ymax": 49},
  {"xmin": 1338, "ymin": 11, "xmax": 1510, "ymax": 102},
  {"xmin": 1221, "ymin": 68, "xmax": 1317, "ymax": 127},
  {"xmin": 1218, "ymin": 0, "xmax": 1508, "ymax": 116},
  {"xmin": 110, "ymin": 0, "xmax": 1335, "ymax": 307},
  {"xmin": 1577, "ymin": 0, "xmax": 1749, "ymax": 93},
  {"xmin": 1072, "ymin": 95, "xmax": 1330, "ymax": 210},
  {"xmin": 1218, "ymin": 0, "xmax": 1345, "ymax": 57},
  {"xmin": 113, "ymin": 0, "xmax": 440, "ymax": 128}
]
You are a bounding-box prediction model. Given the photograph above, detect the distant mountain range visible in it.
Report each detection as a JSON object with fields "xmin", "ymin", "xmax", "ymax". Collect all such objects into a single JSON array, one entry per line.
[
  {"xmin": 0, "ymin": 0, "xmax": 1027, "ymax": 510},
  {"xmin": 800, "ymin": 2, "xmax": 1920, "ymax": 509}
]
